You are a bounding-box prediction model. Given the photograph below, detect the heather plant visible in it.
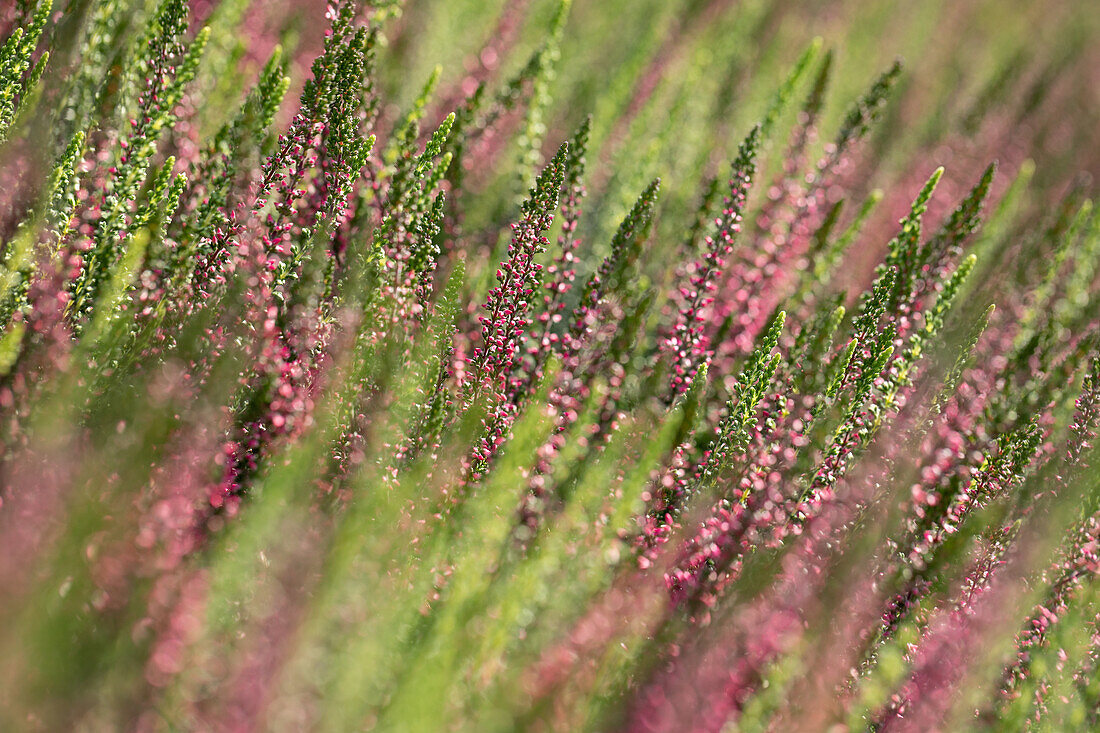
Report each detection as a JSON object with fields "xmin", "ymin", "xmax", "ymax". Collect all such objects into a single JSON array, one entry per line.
[{"xmin": 1, "ymin": 1, "xmax": 1100, "ymax": 731}]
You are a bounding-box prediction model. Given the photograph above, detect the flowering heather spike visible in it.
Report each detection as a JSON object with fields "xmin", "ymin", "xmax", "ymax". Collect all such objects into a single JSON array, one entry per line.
[
  {"xmin": 50, "ymin": 0, "xmax": 121, "ymax": 142},
  {"xmin": 759, "ymin": 38, "xmax": 822, "ymax": 138},
  {"xmin": 595, "ymin": 176, "xmax": 660, "ymax": 298},
  {"xmin": 375, "ymin": 113, "xmax": 453, "ymax": 273},
  {"xmin": 132, "ymin": 158, "xmax": 179, "ymax": 232},
  {"xmin": 916, "ymin": 254, "xmax": 977, "ymax": 352},
  {"xmin": 791, "ymin": 302, "xmax": 845, "ymax": 395},
  {"xmin": 676, "ymin": 361, "xmax": 709, "ymax": 426},
  {"xmin": 829, "ymin": 189, "xmax": 883, "ymax": 264},
  {"xmin": 0, "ymin": 129, "xmax": 86, "ymax": 327},
  {"xmin": 696, "ymin": 312, "xmax": 785, "ymax": 491},
  {"xmin": 520, "ymin": 116, "xmax": 590, "ymax": 386},
  {"xmin": 852, "ymin": 265, "xmax": 898, "ymax": 347},
  {"xmin": 163, "ymin": 25, "xmax": 210, "ymax": 111},
  {"xmin": 660, "ymin": 322, "xmax": 786, "ymax": 601},
  {"xmin": 805, "ymin": 47, "xmax": 835, "ymax": 120},
  {"xmin": 461, "ymin": 142, "xmax": 567, "ymax": 478},
  {"xmin": 794, "ymin": 189, "xmax": 882, "ymax": 312},
  {"xmin": 920, "ymin": 162, "xmax": 996, "ymax": 272},
  {"xmin": 665, "ymin": 124, "xmax": 761, "ymax": 397},
  {"xmin": 468, "ymin": 44, "xmax": 543, "ymax": 139},
  {"xmin": 835, "ymin": 58, "xmax": 903, "ymax": 151},
  {"xmin": 1010, "ymin": 198, "xmax": 1094, "ymax": 362},
  {"xmin": 881, "ymin": 166, "xmax": 944, "ymax": 308},
  {"xmin": 395, "ymin": 64, "xmax": 441, "ymax": 142},
  {"xmin": 6, "ymin": 47, "xmax": 47, "ymax": 132},
  {"xmin": 0, "ymin": 0, "xmax": 49, "ymax": 143},
  {"xmin": 0, "ymin": 226, "xmax": 36, "ymax": 329},
  {"xmin": 185, "ymin": 47, "xmax": 290, "ymax": 256},
  {"xmin": 995, "ymin": 358, "xmax": 1100, "ymax": 685},
  {"xmin": 815, "ymin": 337, "xmax": 861, "ymax": 417},
  {"xmin": 867, "ymin": 255, "xmax": 978, "ymax": 436},
  {"xmin": 967, "ymin": 161, "xmax": 1036, "ymax": 286},
  {"xmin": 801, "ymin": 328, "xmax": 896, "ymax": 510},
  {"xmin": 651, "ymin": 313, "xmax": 784, "ymax": 536},
  {"xmin": 718, "ymin": 57, "xmax": 895, "ymax": 372},
  {"xmin": 518, "ymin": 0, "xmax": 571, "ymax": 188},
  {"xmin": 934, "ymin": 303, "xmax": 995, "ymax": 413},
  {"xmin": 547, "ymin": 115, "xmax": 590, "ymax": 282},
  {"xmin": 85, "ymin": 227, "xmax": 155, "ymax": 346},
  {"xmin": 68, "ymin": 0, "xmax": 203, "ymax": 324},
  {"xmin": 911, "ymin": 420, "xmax": 1043, "ymax": 568},
  {"xmin": 44, "ymin": 131, "xmax": 86, "ymax": 247},
  {"xmin": 408, "ymin": 191, "xmax": 447, "ymax": 276},
  {"xmin": 416, "ymin": 112, "xmax": 455, "ymax": 177},
  {"xmin": 1052, "ymin": 204, "xmax": 1100, "ymax": 338},
  {"xmin": 466, "ymin": 141, "xmax": 568, "ymax": 387},
  {"xmin": 1066, "ymin": 353, "xmax": 1100, "ymax": 470},
  {"xmin": 684, "ymin": 174, "xmax": 723, "ymax": 252},
  {"xmin": 554, "ymin": 176, "xmax": 659, "ymax": 374},
  {"xmin": 401, "ymin": 261, "xmax": 465, "ymax": 464}
]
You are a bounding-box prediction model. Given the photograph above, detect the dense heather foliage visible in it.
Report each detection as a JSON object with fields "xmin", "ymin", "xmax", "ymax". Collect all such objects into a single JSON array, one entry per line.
[{"xmin": 2, "ymin": 0, "xmax": 1100, "ymax": 730}]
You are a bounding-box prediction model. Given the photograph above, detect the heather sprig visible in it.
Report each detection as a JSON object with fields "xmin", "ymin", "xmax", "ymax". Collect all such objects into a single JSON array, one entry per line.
[
  {"xmin": 374, "ymin": 110, "xmax": 454, "ymax": 312},
  {"xmin": 517, "ymin": 0, "xmax": 570, "ymax": 189},
  {"xmin": 182, "ymin": 47, "xmax": 291, "ymax": 272},
  {"xmin": 799, "ymin": 325, "xmax": 896, "ymax": 513},
  {"xmin": 0, "ymin": 0, "xmax": 49, "ymax": 144},
  {"xmin": 588, "ymin": 175, "xmax": 661, "ymax": 301},
  {"xmin": 44, "ymin": 130, "xmax": 86, "ymax": 247},
  {"xmin": 795, "ymin": 188, "xmax": 883, "ymax": 311},
  {"xmin": 719, "ymin": 59, "xmax": 901, "ymax": 369},
  {"xmin": 758, "ymin": 38, "xmax": 822, "ymax": 139},
  {"xmin": 995, "ymin": 356, "xmax": 1100, "ymax": 709},
  {"xmin": 399, "ymin": 259, "xmax": 465, "ymax": 465},
  {"xmin": 542, "ymin": 115, "xmax": 589, "ymax": 309},
  {"xmin": 664, "ymin": 124, "xmax": 761, "ymax": 397},
  {"xmin": 513, "ymin": 116, "xmax": 589, "ymax": 395},
  {"xmin": 69, "ymin": 0, "xmax": 207, "ymax": 324},
  {"xmin": 648, "ymin": 312, "xmax": 784, "ymax": 547},
  {"xmin": 0, "ymin": 129, "xmax": 84, "ymax": 327},
  {"xmin": 867, "ymin": 254, "xmax": 979, "ymax": 437},
  {"xmin": 461, "ymin": 142, "xmax": 567, "ymax": 478},
  {"xmin": 834, "ymin": 58, "xmax": 903, "ymax": 153},
  {"xmin": 693, "ymin": 312, "xmax": 785, "ymax": 497},
  {"xmin": 52, "ymin": 0, "xmax": 127, "ymax": 144},
  {"xmin": 919, "ymin": 162, "xmax": 996, "ymax": 277},
  {"xmin": 546, "ymin": 176, "xmax": 660, "ymax": 407},
  {"xmin": 879, "ymin": 166, "xmax": 944, "ymax": 310}
]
